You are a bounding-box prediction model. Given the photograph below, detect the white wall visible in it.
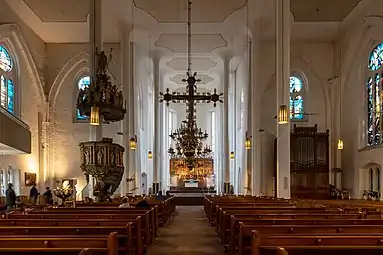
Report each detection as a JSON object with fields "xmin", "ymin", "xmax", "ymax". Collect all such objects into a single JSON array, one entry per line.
[{"xmin": 340, "ymin": 13, "xmax": 383, "ymax": 197}]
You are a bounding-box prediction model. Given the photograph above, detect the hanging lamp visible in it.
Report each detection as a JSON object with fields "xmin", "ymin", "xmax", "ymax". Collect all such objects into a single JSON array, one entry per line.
[
  {"xmin": 245, "ymin": 132, "xmax": 251, "ymax": 150},
  {"xmin": 278, "ymin": 105, "xmax": 288, "ymax": 124},
  {"xmin": 129, "ymin": 136, "xmax": 137, "ymax": 150},
  {"xmin": 90, "ymin": 106, "xmax": 100, "ymax": 125}
]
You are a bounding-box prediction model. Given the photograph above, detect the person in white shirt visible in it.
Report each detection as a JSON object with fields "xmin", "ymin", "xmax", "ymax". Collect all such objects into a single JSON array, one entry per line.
[{"xmin": 119, "ymin": 197, "xmax": 130, "ymax": 208}]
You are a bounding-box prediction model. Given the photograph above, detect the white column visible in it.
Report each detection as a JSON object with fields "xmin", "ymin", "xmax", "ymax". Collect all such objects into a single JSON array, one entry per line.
[
  {"xmin": 88, "ymin": 0, "xmax": 103, "ymax": 198},
  {"xmin": 251, "ymin": 22, "xmax": 262, "ymax": 196},
  {"xmin": 121, "ymin": 31, "xmax": 135, "ymax": 196},
  {"xmin": 89, "ymin": 0, "xmax": 103, "ymax": 141},
  {"xmin": 244, "ymin": 39, "xmax": 252, "ymax": 195},
  {"xmin": 275, "ymin": 0, "xmax": 291, "ymax": 199},
  {"xmin": 153, "ymin": 56, "xmax": 160, "ymax": 194},
  {"xmin": 159, "ymin": 83, "xmax": 165, "ymax": 192},
  {"xmin": 129, "ymin": 42, "xmax": 138, "ymax": 194},
  {"xmin": 223, "ymin": 56, "xmax": 230, "ymax": 193}
]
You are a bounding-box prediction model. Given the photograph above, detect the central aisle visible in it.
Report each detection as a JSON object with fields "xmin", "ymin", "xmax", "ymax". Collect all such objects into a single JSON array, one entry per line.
[{"xmin": 147, "ymin": 206, "xmax": 224, "ymax": 255}]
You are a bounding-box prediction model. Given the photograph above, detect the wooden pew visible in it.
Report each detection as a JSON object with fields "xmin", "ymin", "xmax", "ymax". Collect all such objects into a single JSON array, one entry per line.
[
  {"xmin": 239, "ymin": 223, "xmax": 383, "ymax": 255},
  {"xmin": 229, "ymin": 217, "xmax": 383, "ymax": 254},
  {"xmin": 5, "ymin": 215, "xmax": 142, "ymax": 254},
  {"xmin": 250, "ymin": 230, "xmax": 383, "ymax": 255},
  {"xmin": 38, "ymin": 207, "xmax": 158, "ymax": 237},
  {"xmin": 8, "ymin": 213, "xmax": 151, "ymax": 247},
  {"xmin": 217, "ymin": 210, "xmax": 364, "ymax": 243},
  {"xmin": 206, "ymin": 195, "xmax": 383, "ymax": 255},
  {"xmin": 0, "ymin": 232, "xmax": 119, "ymax": 255}
]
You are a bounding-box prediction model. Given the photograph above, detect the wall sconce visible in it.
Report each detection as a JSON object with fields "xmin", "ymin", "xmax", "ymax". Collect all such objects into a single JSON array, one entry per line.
[
  {"xmin": 90, "ymin": 106, "xmax": 100, "ymax": 126},
  {"xmin": 245, "ymin": 132, "xmax": 252, "ymax": 150},
  {"xmin": 148, "ymin": 151, "xmax": 153, "ymax": 159},
  {"xmin": 230, "ymin": 151, "xmax": 235, "ymax": 160},
  {"xmin": 278, "ymin": 105, "xmax": 288, "ymax": 124},
  {"xmin": 337, "ymin": 139, "xmax": 344, "ymax": 150},
  {"xmin": 129, "ymin": 136, "xmax": 137, "ymax": 150}
]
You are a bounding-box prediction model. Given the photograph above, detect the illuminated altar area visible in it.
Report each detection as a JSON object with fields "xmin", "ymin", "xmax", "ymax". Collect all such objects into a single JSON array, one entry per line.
[{"xmin": 170, "ymin": 158, "xmax": 214, "ymax": 188}]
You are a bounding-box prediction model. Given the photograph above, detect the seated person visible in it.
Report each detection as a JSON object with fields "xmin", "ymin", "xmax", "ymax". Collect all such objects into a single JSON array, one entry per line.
[
  {"xmin": 156, "ymin": 191, "xmax": 165, "ymax": 200},
  {"xmin": 135, "ymin": 198, "xmax": 150, "ymax": 208},
  {"xmin": 165, "ymin": 190, "xmax": 173, "ymax": 198},
  {"xmin": 119, "ymin": 197, "xmax": 130, "ymax": 208}
]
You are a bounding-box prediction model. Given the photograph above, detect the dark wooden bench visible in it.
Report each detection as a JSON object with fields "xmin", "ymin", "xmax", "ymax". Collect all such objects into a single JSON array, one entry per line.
[
  {"xmin": 239, "ymin": 223, "xmax": 383, "ymax": 255},
  {"xmin": 7, "ymin": 213, "xmax": 151, "ymax": 248},
  {"xmin": 0, "ymin": 232, "xmax": 119, "ymax": 255},
  {"xmin": 251, "ymin": 231, "xmax": 383, "ymax": 255},
  {"xmin": 228, "ymin": 217, "xmax": 383, "ymax": 254},
  {"xmin": 38, "ymin": 207, "xmax": 158, "ymax": 237}
]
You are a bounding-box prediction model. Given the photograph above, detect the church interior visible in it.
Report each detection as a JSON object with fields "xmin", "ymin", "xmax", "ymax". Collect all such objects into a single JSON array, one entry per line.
[{"xmin": 0, "ymin": 0, "xmax": 383, "ymax": 254}]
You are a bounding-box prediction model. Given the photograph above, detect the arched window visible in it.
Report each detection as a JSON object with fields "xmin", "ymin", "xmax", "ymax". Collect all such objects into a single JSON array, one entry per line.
[
  {"xmin": 367, "ymin": 43, "xmax": 383, "ymax": 146},
  {"xmin": 289, "ymin": 75, "xmax": 304, "ymax": 120},
  {"xmin": 76, "ymin": 76, "xmax": 90, "ymax": 121},
  {"xmin": 0, "ymin": 45, "xmax": 15, "ymax": 114}
]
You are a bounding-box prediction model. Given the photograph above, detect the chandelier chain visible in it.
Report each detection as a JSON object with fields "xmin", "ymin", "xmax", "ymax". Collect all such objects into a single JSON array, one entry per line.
[{"xmin": 187, "ymin": 0, "xmax": 192, "ymax": 73}]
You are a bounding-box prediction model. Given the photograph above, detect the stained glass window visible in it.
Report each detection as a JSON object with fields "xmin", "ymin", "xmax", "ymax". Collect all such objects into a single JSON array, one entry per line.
[
  {"xmin": 7, "ymin": 79, "xmax": 14, "ymax": 114},
  {"xmin": 367, "ymin": 44, "xmax": 383, "ymax": 146},
  {"xmin": 0, "ymin": 46, "xmax": 12, "ymax": 72},
  {"xmin": 0, "ymin": 75, "xmax": 6, "ymax": 109},
  {"xmin": 289, "ymin": 76, "xmax": 304, "ymax": 120},
  {"xmin": 76, "ymin": 76, "xmax": 91, "ymax": 120},
  {"xmin": 0, "ymin": 45, "xmax": 16, "ymax": 115},
  {"xmin": 369, "ymin": 43, "xmax": 383, "ymax": 71}
]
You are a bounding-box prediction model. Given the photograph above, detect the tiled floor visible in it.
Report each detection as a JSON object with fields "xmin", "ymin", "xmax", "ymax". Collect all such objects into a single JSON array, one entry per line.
[{"xmin": 147, "ymin": 206, "xmax": 224, "ymax": 255}]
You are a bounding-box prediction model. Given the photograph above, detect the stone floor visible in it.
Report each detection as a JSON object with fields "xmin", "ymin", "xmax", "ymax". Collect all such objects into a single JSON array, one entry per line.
[{"xmin": 147, "ymin": 206, "xmax": 224, "ymax": 255}]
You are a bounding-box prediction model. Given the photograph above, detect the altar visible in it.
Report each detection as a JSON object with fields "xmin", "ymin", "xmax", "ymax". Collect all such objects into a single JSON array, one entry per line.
[{"xmin": 184, "ymin": 180, "xmax": 199, "ymax": 188}]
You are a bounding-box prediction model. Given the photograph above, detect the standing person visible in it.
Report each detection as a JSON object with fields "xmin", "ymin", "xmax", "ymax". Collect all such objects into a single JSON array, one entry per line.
[
  {"xmin": 43, "ymin": 187, "xmax": 53, "ymax": 205},
  {"xmin": 6, "ymin": 183, "xmax": 16, "ymax": 212},
  {"xmin": 29, "ymin": 184, "xmax": 38, "ymax": 205}
]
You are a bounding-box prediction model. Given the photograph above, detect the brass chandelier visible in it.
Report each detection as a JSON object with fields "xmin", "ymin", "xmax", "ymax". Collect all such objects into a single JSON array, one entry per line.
[{"xmin": 167, "ymin": 109, "xmax": 212, "ymax": 168}]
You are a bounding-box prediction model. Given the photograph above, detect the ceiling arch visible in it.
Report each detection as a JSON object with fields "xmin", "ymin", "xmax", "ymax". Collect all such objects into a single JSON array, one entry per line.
[{"xmin": 133, "ymin": 0, "xmax": 247, "ymax": 23}]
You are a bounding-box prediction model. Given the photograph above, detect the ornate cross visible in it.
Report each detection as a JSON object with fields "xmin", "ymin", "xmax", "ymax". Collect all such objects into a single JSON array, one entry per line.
[{"xmin": 160, "ymin": 71, "xmax": 223, "ymax": 119}]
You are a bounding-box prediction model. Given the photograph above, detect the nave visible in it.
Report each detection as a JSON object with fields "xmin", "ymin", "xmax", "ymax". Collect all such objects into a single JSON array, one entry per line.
[{"xmin": 147, "ymin": 206, "xmax": 223, "ymax": 255}]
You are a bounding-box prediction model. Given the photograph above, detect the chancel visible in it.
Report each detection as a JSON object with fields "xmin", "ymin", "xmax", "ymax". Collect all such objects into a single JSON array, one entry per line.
[{"xmin": 1, "ymin": 0, "xmax": 383, "ymax": 254}]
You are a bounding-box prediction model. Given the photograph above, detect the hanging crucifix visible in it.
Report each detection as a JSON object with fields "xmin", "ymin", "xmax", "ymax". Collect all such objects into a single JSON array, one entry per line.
[{"xmin": 159, "ymin": 0, "xmax": 223, "ymax": 119}]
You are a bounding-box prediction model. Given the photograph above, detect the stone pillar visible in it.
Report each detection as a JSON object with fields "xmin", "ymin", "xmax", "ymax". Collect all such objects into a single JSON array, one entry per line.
[
  {"xmin": 153, "ymin": 56, "xmax": 160, "ymax": 194},
  {"xmin": 121, "ymin": 30, "xmax": 134, "ymax": 196},
  {"xmin": 129, "ymin": 42, "xmax": 138, "ymax": 195},
  {"xmin": 250, "ymin": 18, "xmax": 262, "ymax": 197},
  {"xmin": 275, "ymin": 0, "xmax": 291, "ymax": 199},
  {"xmin": 223, "ymin": 56, "xmax": 230, "ymax": 194},
  {"xmin": 244, "ymin": 39, "xmax": 252, "ymax": 195},
  {"xmin": 88, "ymin": 0, "xmax": 103, "ymax": 198}
]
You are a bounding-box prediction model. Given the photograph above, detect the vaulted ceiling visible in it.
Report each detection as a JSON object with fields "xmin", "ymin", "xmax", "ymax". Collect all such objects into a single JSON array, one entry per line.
[
  {"xmin": 4, "ymin": 0, "xmax": 370, "ymax": 91},
  {"xmin": 23, "ymin": 0, "xmax": 89, "ymax": 22},
  {"xmin": 291, "ymin": 0, "xmax": 362, "ymax": 22},
  {"xmin": 133, "ymin": 0, "xmax": 247, "ymax": 23}
]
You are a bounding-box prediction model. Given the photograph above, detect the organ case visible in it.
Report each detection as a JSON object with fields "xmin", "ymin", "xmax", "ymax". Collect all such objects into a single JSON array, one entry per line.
[{"xmin": 290, "ymin": 124, "xmax": 329, "ymax": 199}]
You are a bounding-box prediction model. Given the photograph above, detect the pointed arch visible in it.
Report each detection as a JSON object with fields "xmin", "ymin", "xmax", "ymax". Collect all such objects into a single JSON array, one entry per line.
[
  {"xmin": 0, "ymin": 24, "xmax": 45, "ymax": 108},
  {"xmin": 48, "ymin": 51, "xmax": 89, "ymax": 108}
]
